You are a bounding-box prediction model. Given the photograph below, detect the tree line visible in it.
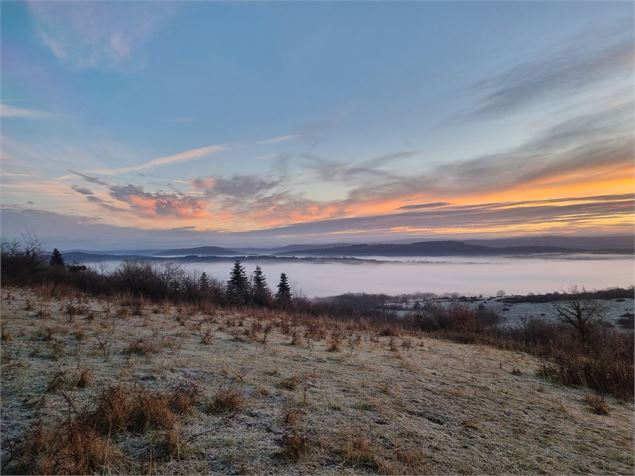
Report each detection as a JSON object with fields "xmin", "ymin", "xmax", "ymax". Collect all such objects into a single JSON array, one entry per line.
[{"xmin": 2, "ymin": 240, "xmax": 294, "ymax": 309}]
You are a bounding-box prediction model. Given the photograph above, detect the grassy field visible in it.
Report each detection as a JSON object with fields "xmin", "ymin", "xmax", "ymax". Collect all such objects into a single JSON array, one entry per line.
[{"xmin": 1, "ymin": 286, "xmax": 633, "ymax": 475}]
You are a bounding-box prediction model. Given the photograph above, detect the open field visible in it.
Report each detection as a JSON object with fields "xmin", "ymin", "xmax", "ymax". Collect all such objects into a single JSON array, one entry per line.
[{"xmin": 1, "ymin": 286, "xmax": 633, "ymax": 475}]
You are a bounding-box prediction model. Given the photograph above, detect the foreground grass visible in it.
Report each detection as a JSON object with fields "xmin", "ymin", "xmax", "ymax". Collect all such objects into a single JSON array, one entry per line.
[{"xmin": 1, "ymin": 287, "xmax": 633, "ymax": 475}]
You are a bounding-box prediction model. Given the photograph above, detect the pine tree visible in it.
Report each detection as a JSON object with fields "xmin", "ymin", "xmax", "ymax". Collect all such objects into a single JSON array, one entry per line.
[
  {"xmin": 226, "ymin": 260, "xmax": 250, "ymax": 305},
  {"xmin": 275, "ymin": 272, "xmax": 292, "ymax": 307},
  {"xmin": 199, "ymin": 272, "xmax": 210, "ymax": 291},
  {"xmin": 49, "ymin": 248, "xmax": 65, "ymax": 267},
  {"xmin": 251, "ymin": 265, "xmax": 271, "ymax": 306}
]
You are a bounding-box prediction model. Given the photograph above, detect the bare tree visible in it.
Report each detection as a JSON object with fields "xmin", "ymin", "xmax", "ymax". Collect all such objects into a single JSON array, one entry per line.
[{"xmin": 552, "ymin": 287, "xmax": 605, "ymax": 342}]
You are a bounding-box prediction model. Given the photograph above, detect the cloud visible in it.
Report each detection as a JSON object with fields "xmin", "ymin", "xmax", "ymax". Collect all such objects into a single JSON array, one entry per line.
[
  {"xmin": 68, "ymin": 170, "xmax": 108, "ymax": 186},
  {"xmin": 91, "ymin": 144, "xmax": 224, "ymax": 176},
  {"xmin": 206, "ymin": 175, "xmax": 282, "ymax": 201},
  {"xmin": 28, "ymin": 1, "xmax": 174, "ymax": 70},
  {"xmin": 189, "ymin": 172, "xmax": 341, "ymax": 225},
  {"xmin": 109, "ymin": 184, "xmax": 207, "ymax": 219},
  {"xmin": 2, "ymin": 193, "xmax": 632, "ymax": 249},
  {"xmin": 258, "ymin": 134, "xmax": 302, "ymax": 145},
  {"xmin": 260, "ymin": 194, "xmax": 635, "ymax": 238},
  {"xmin": 0, "ymin": 103, "xmax": 56, "ymax": 119},
  {"xmin": 398, "ymin": 202, "xmax": 449, "ymax": 210},
  {"xmin": 471, "ymin": 25, "xmax": 633, "ymax": 117},
  {"xmin": 70, "ymin": 185, "xmax": 94, "ymax": 196},
  {"xmin": 343, "ymin": 99, "xmax": 633, "ymax": 204},
  {"xmin": 301, "ymin": 151, "xmax": 411, "ymax": 184},
  {"xmin": 184, "ymin": 98, "xmax": 631, "ymax": 227}
]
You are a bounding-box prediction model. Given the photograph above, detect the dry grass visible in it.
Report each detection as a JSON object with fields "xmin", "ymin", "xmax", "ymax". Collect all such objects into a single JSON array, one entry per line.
[
  {"xmin": 277, "ymin": 375, "xmax": 305, "ymax": 391},
  {"xmin": 169, "ymin": 381, "xmax": 201, "ymax": 415},
  {"xmin": 1, "ymin": 326, "xmax": 13, "ymax": 341},
  {"xmin": 83, "ymin": 385, "xmax": 176, "ymax": 434},
  {"xmin": 205, "ymin": 383, "xmax": 244, "ymax": 413},
  {"xmin": 1, "ymin": 287, "xmax": 633, "ymax": 475},
  {"xmin": 124, "ymin": 338, "xmax": 158, "ymax": 356},
  {"xmin": 339, "ymin": 433, "xmax": 387, "ymax": 472},
  {"xmin": 584, "ymin": 394, "xmax": 610, "ymax": 415},
  {"xmin": 279, "ymin": 429, "xmax": 312, "ymax": 462},
  {"xmin": 8, "ymin": 420, "xmax": 126, "ymax": 475}
]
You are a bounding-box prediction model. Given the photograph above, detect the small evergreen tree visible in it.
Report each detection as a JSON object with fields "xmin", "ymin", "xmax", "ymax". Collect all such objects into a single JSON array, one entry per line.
[
  {"xmin": 251, "ymin": 265, "xmax": 271, "ymax": 306},
  {"xmin": 226, "ymin": 260, "xmax": 250, "ymax": 305},
  {"xmin": 275, "ymin": 272, "xmax": 292, "ymax": 307},
  {"xmin": 199, "ymin": 272, "xmax": 210, "ymax": 291},
  {"xmin": 49, "ymin": 248, "xmax": 65, "ymax": 267}
]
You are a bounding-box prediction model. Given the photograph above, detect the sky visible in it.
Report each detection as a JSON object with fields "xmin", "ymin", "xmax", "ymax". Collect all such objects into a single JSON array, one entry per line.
[{"xmin": 1, "ymin": 1, "xmax": 633, "ymax": 249}]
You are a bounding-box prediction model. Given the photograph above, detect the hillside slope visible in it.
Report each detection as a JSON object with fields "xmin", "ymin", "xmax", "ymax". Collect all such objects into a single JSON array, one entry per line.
[{"xmin": 1, "ymin": 288, "xmax": 632, "ymax": 474}]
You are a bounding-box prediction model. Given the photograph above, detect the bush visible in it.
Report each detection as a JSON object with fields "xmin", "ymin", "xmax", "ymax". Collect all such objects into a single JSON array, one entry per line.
[{"xmin": 538, "ymin": 332, "xmax": 633, "ymax": 400}]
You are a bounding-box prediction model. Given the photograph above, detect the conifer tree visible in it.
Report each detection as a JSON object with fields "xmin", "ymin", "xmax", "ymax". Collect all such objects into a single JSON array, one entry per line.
[
  {"xmin": 49, "ymin": 248, "xmax": 65, "ymax": 267},
  {"xmin": 251, "ymin": 265, "xmax": 271, "ymax": 306},
  {"xmin": 275, "ymin": 272, "xmax": 292, "ymax": 307},
  {"xmin": 199, "ymin": 272, "xmax": 210, "ymax": 291},
  {"xmin": 226, "ymin": 260, "xmax": 250, "ymax": 304}
]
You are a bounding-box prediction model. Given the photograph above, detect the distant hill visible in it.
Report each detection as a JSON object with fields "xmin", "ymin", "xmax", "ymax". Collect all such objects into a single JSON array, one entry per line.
[
  {"xmin": 276, "ymin": 240, "xmax": 597, "ymax": 256},
  {"xmin": 63, "ymin": 252, "xmax": 152, "ymax": 262},
  {"xmin": 268, "ymin": 243, "xmax": 356, "ymax": 254},
  {"xmin": 63, "ymin": 236, "xmax": 633, "ymax": 260},
  {"xmin": 463, "ymin": 235, "xmax": 634, "ymax": 250},
  {"xmin": 153, "ymin": 246, "xmax": 239, "ymax": 256}
]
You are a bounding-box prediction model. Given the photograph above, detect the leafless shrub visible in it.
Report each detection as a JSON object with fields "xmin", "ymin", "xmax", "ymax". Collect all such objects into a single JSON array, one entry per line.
[
  {"xmin": 553, "ymin": 287, "xmax": 606, "ymax": 342},
  {"xmin": 95, "ymin": 335, "xmax": 112, "ymax": 360}
]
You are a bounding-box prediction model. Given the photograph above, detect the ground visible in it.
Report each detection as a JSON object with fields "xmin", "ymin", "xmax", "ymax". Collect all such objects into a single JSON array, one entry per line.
[
  {"xmin": 389, "ymin": 296, "xmax": 635, "ymax": 330},
  {"xmin": 1, "ymin": 286, "xmax": 633, "ymax": 475}
]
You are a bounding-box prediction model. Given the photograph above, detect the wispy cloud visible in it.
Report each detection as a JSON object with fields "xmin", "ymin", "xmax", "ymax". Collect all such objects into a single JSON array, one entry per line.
[
  {"xmin": 70, "ymin": 185, "xmax": 94, "ymax": 196},
  {"xmin": 28, "ymin": 1, "xmax": 174, "ymax": 71},
  {"xmin": 91, "ymin": 145, "xmax": 224, "ymax": 176},
  {"xmin": 258, "ymin": 134, "xmax": 302, "ymax": 145},
  {"xmin": 471, "ymin": 24, "xmax": 633, "ymax": 117},
  {"xmin": 0, "ymin": 103, "xmax": 56, "ymax": 119},
  {"xmin": 68, "ymin": 171, "xmax": 108, "ymax": 186},
  {"xmin": 398, "ymin": 202, "xmax": 449, "ymax": 210},
  {"xmin": 344, "ymin": 99, "xmax": 633, "ymax": 205},
  {"xmin": 260, "ymin": 194, "xmax": 635, "ymax": 239}
]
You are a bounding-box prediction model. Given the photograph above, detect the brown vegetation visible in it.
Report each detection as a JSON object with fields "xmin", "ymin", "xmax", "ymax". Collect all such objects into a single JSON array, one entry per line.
[{"xmin": 0, "ymin": 253, "xmax": 633, "ymax": 475}]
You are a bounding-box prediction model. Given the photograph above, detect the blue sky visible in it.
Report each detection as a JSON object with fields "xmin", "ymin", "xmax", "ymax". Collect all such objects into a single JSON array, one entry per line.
[{"xmin": 1, "ymin": 1, "xmax": 633, "ymax": 248}]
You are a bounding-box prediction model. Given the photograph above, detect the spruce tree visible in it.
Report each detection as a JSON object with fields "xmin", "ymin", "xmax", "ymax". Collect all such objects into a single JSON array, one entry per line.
[
  {"xmin": 251, "ymin": 265, "xmax": 271, "ymax": 306},
  {"xmin": 199, "ymin": 272, "xmax": 210, "ymax": 291},
  {"xmin": 226, "ymin": 260, "xmax": 250, "ymax": 305},
  {"xmin": 275, "ymin": 272, "xmax": 292, "ymax": 307},
  {"xmin": 49, "ymin": 248, "xmax": 65, "ymax": 267}
]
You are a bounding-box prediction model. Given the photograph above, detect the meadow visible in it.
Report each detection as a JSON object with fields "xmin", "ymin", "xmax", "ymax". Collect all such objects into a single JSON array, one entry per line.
[{"xmin": 1, "ymin": 242, "xmax": 633, "ymax": 474}]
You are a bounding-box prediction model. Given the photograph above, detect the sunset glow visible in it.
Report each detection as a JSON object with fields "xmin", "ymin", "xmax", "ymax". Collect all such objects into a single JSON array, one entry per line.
[{"xmin": 1, "ymin": 1, "xmax": 633, "ymax": 248}]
